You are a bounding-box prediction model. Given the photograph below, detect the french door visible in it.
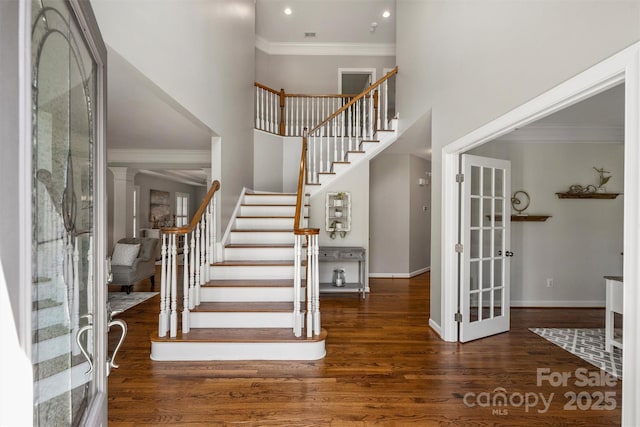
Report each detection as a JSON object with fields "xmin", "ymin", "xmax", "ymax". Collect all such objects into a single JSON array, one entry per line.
[
  {"xmin": 459, "ymin": 155, "xmax": 511, "ymax": 342},
  {"xmin": 31, "ymin": 0, "xmax": 108, "ymax": 424}
]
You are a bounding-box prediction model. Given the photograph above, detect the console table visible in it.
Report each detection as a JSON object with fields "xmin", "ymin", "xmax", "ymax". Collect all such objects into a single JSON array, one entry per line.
[
  {"xmin": 318, "ymin": 246, "xmax": 366, "ymax": 299},
  {"xmin": 604, "ymin": 276, "xmax": 623, "ymax": 352}
]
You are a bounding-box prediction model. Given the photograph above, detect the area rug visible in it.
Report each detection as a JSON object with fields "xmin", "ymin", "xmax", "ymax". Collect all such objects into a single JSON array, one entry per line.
[
  {"xmin": 108, "ymin": 292, "xmax": 158, "ymax": 313},
  {"xmin": 530, "ymin": 328, "xmax": 622, "ymax": 379}
]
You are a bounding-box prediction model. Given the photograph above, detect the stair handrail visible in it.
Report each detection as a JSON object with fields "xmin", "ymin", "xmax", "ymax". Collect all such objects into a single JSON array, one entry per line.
[
  {"xmin": 309, "ymin": 67, "xmax": 397, "ymax": 136},
  {"xmin": 158, "ymin": 180, "xmax": 220, "ymax": 338}
]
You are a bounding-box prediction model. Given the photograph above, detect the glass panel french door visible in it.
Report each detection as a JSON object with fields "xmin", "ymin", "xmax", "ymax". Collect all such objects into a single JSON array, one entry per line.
[
  {"xmin": 31, "ymin": 0, "xmax": 105, "ymax": 424},
  {"xmin": 460, "ymin": 155, "xmax": 511, "ymax": 342}
]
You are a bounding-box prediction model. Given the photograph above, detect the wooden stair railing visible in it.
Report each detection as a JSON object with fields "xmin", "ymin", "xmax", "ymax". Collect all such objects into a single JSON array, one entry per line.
[
  {"xmin": 293, "ymin": 131, "xmax": 321, "ymax": 338},
  {"xmin": 255, "ymin": 84, "xmax": 367, "ymax": 137},
  {"xmin": 306, "ymin": 67, "xmax": 398, "ymax": 184},
  {"xmin": 159, "ymin": 180, "xmax": 220, "ymax": 338}
]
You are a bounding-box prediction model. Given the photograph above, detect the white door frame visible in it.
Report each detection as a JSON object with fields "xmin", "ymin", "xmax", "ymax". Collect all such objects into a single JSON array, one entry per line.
[
  {"xmin": 441, "ymin": 42, "xmax": 640, "ymax": 424},
  {"xmin": 338, "ymin": 68, "xmax": 377, "ymax": 94}
]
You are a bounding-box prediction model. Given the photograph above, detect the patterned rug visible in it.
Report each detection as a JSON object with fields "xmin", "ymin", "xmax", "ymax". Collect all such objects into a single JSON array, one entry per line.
[
  {"xmin": 108, "ymin": 292, "xmax": 158, "ymax": 314},
  {"xmin": 530, "ymin": 328, "xmax": 622, "ymax": 379}
]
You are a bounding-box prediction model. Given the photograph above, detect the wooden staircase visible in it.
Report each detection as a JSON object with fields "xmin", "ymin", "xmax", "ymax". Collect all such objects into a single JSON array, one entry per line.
[{"xmin": 150, "ymin": 191, "xmax": 326, "ymax": 361}]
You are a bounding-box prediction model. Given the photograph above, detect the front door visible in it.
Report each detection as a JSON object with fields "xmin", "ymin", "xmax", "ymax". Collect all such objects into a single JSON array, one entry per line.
[
  {"xmin": 459, "ymin": 154, "xmax": 511, "ymax": 342},
  {"xmin": 31, "ymin": 0, "xmax": 107, "ymax": 424}
]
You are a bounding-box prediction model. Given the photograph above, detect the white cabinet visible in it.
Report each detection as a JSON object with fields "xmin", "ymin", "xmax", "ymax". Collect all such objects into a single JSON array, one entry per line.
[{"xmin": 326, "ymin": 192, "xmax": 351, "ymax": 239}]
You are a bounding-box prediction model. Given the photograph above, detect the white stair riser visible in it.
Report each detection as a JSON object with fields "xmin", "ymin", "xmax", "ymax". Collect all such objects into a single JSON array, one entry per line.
[
  {"xmin": 151, "ymin": 340, "xmax": 326, "ymax": 361},
  {"xmin": 208, "ymin": 265, "xmax": 300, "ymax": 280},
  {"xmin": 240, "ymin": 205, "xmax": 307, "ymax": 217},
  {"xmin": 229, "ymin": 231, "xmax": 294, "ymax": 245},
  {"xmin": 225, "ymin": 247, "xmax": 295, "ymax": 261},
  {"xmin": 361, "ymin": 141, "xmax": 379, "ymax": 151},
  {"xmin": 332, "ymin": 163, "xmax": 350, "ymax": 174},
  {"xmin": 190, "ymin": 311, "xmax": 294, "ymax": 328},
  {"xmin": 244, "ymin": 195, "xmax": 297, "ymax": 205},
  {"xmin": 33, "ymin": 333, "xmax": 72, "ymax": 364},
  {"xmin": 235, "ymin": 217, "xmax": 294, "ymax": 230},
  {"xmin": 200, "ymin": 286, "xmax": 305, "ymax": 302},
  {"xmin": 33, "ymin": 282, "xmax": 59, "ymax": 302}
]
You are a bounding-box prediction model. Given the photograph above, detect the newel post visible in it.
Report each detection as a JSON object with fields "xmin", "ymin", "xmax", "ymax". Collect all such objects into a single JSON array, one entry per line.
[{"xmin": 279, "ymin": 88, "xmax": 286, "ymax": 136}]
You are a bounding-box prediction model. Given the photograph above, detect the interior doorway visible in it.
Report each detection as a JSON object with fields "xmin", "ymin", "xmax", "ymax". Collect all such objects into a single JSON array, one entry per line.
[
  {"xmin": 440, "ymin": 44, "xmax": 640, "ymax": 423},
  {"xmin": 338, "ymin": 68, "xmax": 376, "ymax": 95}
]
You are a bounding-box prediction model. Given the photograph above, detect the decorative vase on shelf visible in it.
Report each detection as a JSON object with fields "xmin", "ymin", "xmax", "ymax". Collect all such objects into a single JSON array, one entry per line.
[
  {"xmin": 333, "ymin": 268, "xmax": 346, "ymax": 287},
  {"xmin": 334, "ymin": 209, "xmax": 343, "ymax": 218},
  {"xmin": 334, "ymin": 199, "xmax": 343, "ymax": 207}
]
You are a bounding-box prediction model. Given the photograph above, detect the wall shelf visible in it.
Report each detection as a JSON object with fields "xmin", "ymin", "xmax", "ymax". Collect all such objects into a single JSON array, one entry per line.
[
  {"xmin": 556, "ymin": 192, "xmax": 620, "ymax": 199},
  {"xmin": 489, "ymin": 215, "xmax": 551, "ymax": 222}
]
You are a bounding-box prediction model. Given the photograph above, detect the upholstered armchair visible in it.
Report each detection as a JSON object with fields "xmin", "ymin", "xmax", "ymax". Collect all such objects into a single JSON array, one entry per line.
[{"xmin": 110, "ymin": 237, "xmax": 159, "ymax": 294}]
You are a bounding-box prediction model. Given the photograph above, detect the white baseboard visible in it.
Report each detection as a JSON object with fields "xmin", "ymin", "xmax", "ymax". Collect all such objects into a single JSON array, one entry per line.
[
  {"xmin": 369, "ymin": 267, "xmax": 430, "ymax": 279},
  {"xmin": 428, "ymin": 318, "xmax": 442, "ymax": 337},
  {"xmin": 511, "ymin": 300, "xmax": 605, "ymax": 308}
]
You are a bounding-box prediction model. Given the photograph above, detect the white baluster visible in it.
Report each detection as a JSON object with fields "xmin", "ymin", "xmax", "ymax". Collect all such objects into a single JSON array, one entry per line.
[
  {"xmin": 194, "ymin": 223, "xmax": 201, "ymax": 306},
  {"xmin": 204, "ymin": 204, "xmax": 210, "ymax": 283},
  {"xmin": 305, "ymin": 235, "xmax": 313, "ymax": 338},
  {"xmin": 312, "ymin": 234, "xmax": 321, "ymax": 336},
  {"xmin": 199, "ymin": 217, "xmax": 206, "ymax": 294},
  {"xmin": 285, "ymin": 97, "xmax": 290, "ymax": 136},
  {"xmin": 348, "ymin": 103, "xmax": 353, "ymax": 151},
  {"xmin": 212, "ymin": 195, "xmax": 217, "ymax": 263},
  {"xmin": 159, "ymin": 233, "xmax": 168, "ymax": 337},
  {"xmin": 293, "ymin": 234, "xmax": 302, "ymax": 337},
  {"xmin": 170, "ymin": 234, "xmax": 178, "ymax": 337},
  {"xmin": 369, "ymin": 93, "xmax": 374, "ymax": 138},
  {"xmin": 255, "ymin": 87, "xmax": 259, "ymax": 129},
  {"xmin": 383, "ymin": 80, "xmax": 388, "ymax": 129},
  {"xmin": 182, "ymin": 232, "xmax": 190, "ymax": 333},
  {"xmin": 189, "ymin": 230, "xmax": 196, "ymax": 309}
]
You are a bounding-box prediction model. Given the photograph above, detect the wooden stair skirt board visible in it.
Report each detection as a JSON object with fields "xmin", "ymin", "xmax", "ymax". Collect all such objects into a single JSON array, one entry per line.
[{"xmin": 150, "ymin": 329, "xmax": 327, "ymax": 361}]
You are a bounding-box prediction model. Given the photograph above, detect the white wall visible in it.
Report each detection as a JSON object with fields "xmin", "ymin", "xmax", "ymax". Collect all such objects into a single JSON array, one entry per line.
[
  {"xmin": 256, "ymin": 49, "xmax": 396, "ymax": 93},
  {"xmin": 409, "ymin": 155, "xmax": 431, "ymax": 274},
  {"xmin": 369, "ymin": 154, "xmax": 410, "ymax": 274},
  {"xmin": 469, "ymin": 142, "xmax": 624, "ymax": 305},
  {"xmin": 91, "ymin": 0, "xmax": 256, "ymax": 233},
  {"xmin": 369, "ymin": 153, "xmax": 431, "ymax": 277},
  {"xmin": 309, "ymin": 161, "xmax": 370, "ymax": 288},
  {"xmin": 395, "ymin": 0, "xmax": 640, "ymax": 325},
  {"xmin": 253, "ymin": 131, "xmax": 301, "ymax": 193}
]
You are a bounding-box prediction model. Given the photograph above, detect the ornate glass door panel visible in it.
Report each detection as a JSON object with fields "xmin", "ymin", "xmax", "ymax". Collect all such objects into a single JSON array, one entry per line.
[
  {"xmin": 31, "ymin": 0, "xmax": 105, "ymax": 424},
  {"xmin": 460, "ymin": 155, "xmax": 511, "ymax": 342}
]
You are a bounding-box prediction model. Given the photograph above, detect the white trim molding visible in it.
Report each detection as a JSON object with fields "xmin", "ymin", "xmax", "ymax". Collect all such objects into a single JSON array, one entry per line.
[
  {"xmin": 369, "ymin": 267, "xmax": 430, "ymax": 279},
  {"xmin": 108, "ymin": 149, "xmax": 211, "ymax": 166},
  {"xmin": 428, "ymin": 318, "xmax": 442, "ymax": 338},
  {"xmin": 256, "ymin": 36, "xmax": 395, "ymax": 57},
  {"xmin": 495, "ymin": 123, "xmax": 623, "ymax": 143},
  {"xmin": 511, "ymin": 300, "xmax": 605, "ymax": 308}
]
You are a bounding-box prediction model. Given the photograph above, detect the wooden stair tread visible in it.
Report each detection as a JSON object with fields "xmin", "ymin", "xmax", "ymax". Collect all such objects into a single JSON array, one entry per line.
[
  {"xmin": 318, "ymin": 172, "xmax": 336, "ymax": 176},
  {"xmin": 211, "ymin": 260, "xmax": 295, "ymax": 266},
  {"xmin": 237, "ymin": 215, "xmax": 295, "ymax": 219},
  {"xmin": 202, "ymin": 279, "xmax": 301, "ymax": 288},
  {"xmin": 245, "ymin": 191, "xmax": 296, "ymax": 196},
  {"xmin": 347, "ymin": 150, "xmax": 366, "ymax": 154},
  {"xmin": 360, "ymin": 139, "xmax": 380, "ymax": 143},
  {"xmin": 241, "ymin": 204, "xmax": 309, "ymax": 207},
  {"xmin": 230, "ymin": 229, "xmax": 293, "ymax": 233},
  {"xmin": 225, "ymin": 244, "xmax": 295, "ymax": 248},
  {"xmin": 192, "ymin": 301, "xmax": 295, "ymax": 312},
  {"xmin": 150, "ymin": 328, "xmax": 327, "ymax": 343}
]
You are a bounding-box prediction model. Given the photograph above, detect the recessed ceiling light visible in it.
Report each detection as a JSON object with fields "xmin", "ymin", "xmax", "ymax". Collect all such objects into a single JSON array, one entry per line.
[
  {"xmin": 284, "ymin": 7, "xmax": 292, "ymax": 15},
  {"xmin": 382, "ymin": 10, "xmax": 391, "ymax": 18}
]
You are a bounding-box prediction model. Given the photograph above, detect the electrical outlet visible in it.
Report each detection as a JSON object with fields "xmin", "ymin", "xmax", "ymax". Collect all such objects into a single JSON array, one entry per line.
[{"xmin": 546, "ymin": 278, "xmax": 554, "ymax": 288}]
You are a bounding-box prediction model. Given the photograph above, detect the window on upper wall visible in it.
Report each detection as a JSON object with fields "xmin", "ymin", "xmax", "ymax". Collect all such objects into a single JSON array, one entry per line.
[
  {"xmin": 132, "ymin": 186, "xmax": 139, "ymax": 237},
  {"xmin": 176, "ymin": 192, "xmax": 189, "ymax": 227}
]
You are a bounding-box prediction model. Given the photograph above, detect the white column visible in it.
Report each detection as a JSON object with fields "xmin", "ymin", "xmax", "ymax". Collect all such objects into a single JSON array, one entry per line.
[{"xmin": 108, "ymin": 167, "xmax": 137, "ymax": 245}]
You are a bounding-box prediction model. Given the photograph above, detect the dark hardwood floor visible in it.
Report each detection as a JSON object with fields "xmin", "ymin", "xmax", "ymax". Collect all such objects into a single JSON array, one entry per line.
[{"xmin": 107, "ymin": 272, "xmax": 621, "ymax": 426}]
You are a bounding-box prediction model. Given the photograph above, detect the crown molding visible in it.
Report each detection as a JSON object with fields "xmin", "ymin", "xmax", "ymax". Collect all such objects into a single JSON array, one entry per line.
[
  {"xmin": 256, "ymin": 35, "xmax": 395, "ymax": 57},
  {"xmin": 495, "ymin": 123, "xmax": 624, "ymax": 143},
  {"xmin": 107, "ymin": 149, "xmax": 211, "ymax": 165}
]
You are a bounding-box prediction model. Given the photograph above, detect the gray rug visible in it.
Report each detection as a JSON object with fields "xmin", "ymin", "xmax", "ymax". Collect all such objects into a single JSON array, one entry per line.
[
  {"xmin": 108, "ymin": 292, "xmax": 158, "ymax": 314},
  {"xmin": 530, "ymin": 328, "xmax": 622, "ymax": 379}
]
